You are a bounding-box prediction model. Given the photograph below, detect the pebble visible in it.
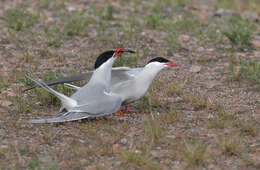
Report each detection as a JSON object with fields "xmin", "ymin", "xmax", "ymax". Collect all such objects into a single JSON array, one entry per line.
[
  {"xmin": 120, "ymin": 138, "xmax": 127, "ymax": 145},
  {"xmin": 252, "ymin": 40, "xmax": 260, "ymax": 48},
  {"xmin": 178, "ymin": 34, "xmax": 190, "ymax": 42},
  {"xmin": 197, "ymin": 47, "xmax": 204, "ymax": 52},
  {"xmin": 190, "ymin": 65, "xmax": 202, "ymax": 73},
  {"xmin": 112, "ymin": 144, "xmax": 120, "ymax": 153},
  {"xmin": 0, "ymin": 100, "xmax": 13, "ymax": 107},
  {"xmin": 39, "ymin": 155, "xmax": 52, "ymax": 163}
]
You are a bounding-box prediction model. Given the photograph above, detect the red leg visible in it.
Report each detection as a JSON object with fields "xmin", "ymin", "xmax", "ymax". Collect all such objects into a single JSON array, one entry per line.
[
  {"xmin": 119, "ymin": 108, "xmax": 126, "ymax": 117},
  {"xmin": 127, "ymin": 106, "xmax": 136, "ymax": 114}
]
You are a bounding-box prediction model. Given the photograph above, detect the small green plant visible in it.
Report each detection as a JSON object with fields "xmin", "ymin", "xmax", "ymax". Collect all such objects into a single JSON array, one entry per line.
[
  {"xmin": 215, "ymin": 0, "xmax": 260, "ymax": 13},
  {"xmin": 215, "ymin": 0, "xmax": 238, "ymax": 10},
  {"xmin": 175, "ymin": 0, "xmax": 193, "ymax": 7},
  {"xmin": 207, "ymin": 118, "xmax": 225, "ymax": 129},
  {"xmin": 236, "ymin": 59, "xmax": 260, "ymax": 84},
  {"xmin": 165, "ymin": 31, "xmax": 181, "ymax": 48},
  {"xmin": 144, "ymin": 117, "xmax": 164, "ymax": 143},
  {"xmin": 222, "ymin": 17, "xmax": 254, "ymax": 51},
  {"xmin": 45, "ymin": 25, "xmax": 63, "ymax": 47},
  {"xmin": 63, "ymin": 12, "xmax": 88, "ymax": 36},
  {"xmin": 208, "ymin": 105, "xmax": 237, "ymax": 129},
  {"xmin": 175, "ymin": 17, "xmax": 204, "ymax": 34},
  {"xmin": 145, "ymin": 14, "xmax": 161, "ymax": 29},
  {"xmin": 167, "ymin": 82, "xmax": 184, "ymax": 96},
  {"xmin": 103, "ymin": 4, "xmax": 114, "ymax": 20},
  {"xmin": 183, "ymin": 92, "xmax": 211, "ymax": 110},
  {"xmin": 218, "ymin": 135, "xmax": 240, "ymax": 156},
  {"xmin": 120, "ymin": 150, "xmax": 162, "ymax": 169},
  {"xmin": 161, "ymin": 109, "xmax": 182, "ymax": 124},
  {"xmin": 240, "ymin": 122, "xmax": 258, "ymax": 137},
  {"xmin": 37, "ymin": 0, "xmax": 51, "ymax": 9},
  {"xmin": 120, "ymin": 151, "xmax": 146, "ymax": 166},
  {"xmin": 19, "ymin": 145, "xmax": 30, "ymax": 156},
  {"xmin": 45, "ymin": 161, "xmax": 60, "ymax": 170},
  {"xmin": 5, "ymin": 9, "xmax": 39, "ymax": 31},
  {"xmin": 137, "ymin": 96, "xmax": 150, "ymax": 113},
  {"xmin": 28, "ymin": 157, "xmax": 42, "ymax": 170},
  {"xmin": 181, "ymin": 142, "xmax": 207, "ymax": 167}
]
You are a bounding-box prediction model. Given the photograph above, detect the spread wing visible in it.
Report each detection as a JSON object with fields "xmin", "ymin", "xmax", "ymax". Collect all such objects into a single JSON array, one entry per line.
[
  {"xmin": 24, "ymin": 67, "xmax": 143, "ymax": 91},
  {"xmin": 29, "ymin": 93, "xmax": 122, "ymax": 123},
  {"xmin": 29, "ymin": 110, "xmax": 113, "ymax": 123},
  {"xmin": 24, "ymin": 72, "xmax": 93, "ymax": 91}
]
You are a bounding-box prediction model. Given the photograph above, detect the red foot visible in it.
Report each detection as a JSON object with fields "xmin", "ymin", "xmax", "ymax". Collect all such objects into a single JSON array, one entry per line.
[
  {"xmin": 119, "ymin": 108, "xmax": 126, "ymax": 117},
  {"xmin": 126, "ymin": 106, "xmax": 136, "ymax": 114}
]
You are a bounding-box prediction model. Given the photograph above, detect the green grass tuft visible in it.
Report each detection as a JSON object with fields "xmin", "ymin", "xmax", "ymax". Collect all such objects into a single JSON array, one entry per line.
[
  {"xmin": 103, "ymin": 4, "xmax": 114, "ymax": 20},
  {"xmin": 218, "ymin": 135, "xmax": 241, "ymax": 156},
  {"xmin": 222, "ymin": 17, "xmax": 255, "ymax": 51},
  {"xmin": 181, "ymin": 142, "xmax": 207, "ymax": 167},
  {"xmin": 5, "ymin": 9, "xmax": 39, "ymax": 31},
  {"xmin": 237, "ymin": 59, "xmax": 260, "ymax": 84},
  {"xmin": 63, "ymin": 12, "xmax": 88, "ymax": 36},
  {"xmin": 145, "ymin": 14, "xmax": 161, "ymax": 29}
]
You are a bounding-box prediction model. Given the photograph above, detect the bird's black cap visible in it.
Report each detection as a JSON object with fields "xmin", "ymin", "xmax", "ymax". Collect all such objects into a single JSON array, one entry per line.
[
  {"xmin": 94, "ymin": 50, "xmax": 115, "ymax": 69},
  {"xmin": 148, "ymin": 57, "xmax": 170, "ymax": 64},
  {"xmin": 94, "ymin": 49, "xmax": 135, "ymax": 69}
]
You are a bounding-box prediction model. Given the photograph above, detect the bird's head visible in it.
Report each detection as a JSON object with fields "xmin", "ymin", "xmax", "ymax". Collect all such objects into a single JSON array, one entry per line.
[
  {"xmin": 94, "ymin": 48, "xmax": 135, "ymax": 69},
  {"xmin": 147, "ymin": 57, "xmax": 180, "ymax": 69}
]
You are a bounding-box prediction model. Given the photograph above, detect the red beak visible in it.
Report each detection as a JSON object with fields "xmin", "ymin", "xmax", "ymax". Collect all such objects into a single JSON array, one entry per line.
[
  {"xmin": 165, "ymin": 61, "xmax": 180, "ymax": 66},
  {"xmin": 114, "ymin": 48, "xmax": 124, "ymax": 58}
]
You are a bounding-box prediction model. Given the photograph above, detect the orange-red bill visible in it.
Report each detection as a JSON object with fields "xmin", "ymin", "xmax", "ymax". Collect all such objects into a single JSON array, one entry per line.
[
  {"xmin": 165, "ymin": 61, "xmax": 180, "ymax": 66},
  {"xmin": 114, "ymin": 48, "xmax": 124, "ymax": 58}
]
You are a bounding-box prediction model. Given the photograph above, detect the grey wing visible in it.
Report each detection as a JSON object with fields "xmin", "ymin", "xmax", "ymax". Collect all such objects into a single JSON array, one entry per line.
[
  {"xmin": 29, "ymin": 94, "xmax": 122, "ymax": 123},
  {"xmin": 111, "ymin": 67, "xmax": 142, "ymax": 86},
  {"xmin": 29, "ymin": 111, "xmax": 92, "ymax": 123},
  {"xmin": 24, "ymin": 72, "xmax": 93, "ymax": 91},
  {"xmin": 72, "ymin": 90, "xmax": 122, "ymax": 114}
]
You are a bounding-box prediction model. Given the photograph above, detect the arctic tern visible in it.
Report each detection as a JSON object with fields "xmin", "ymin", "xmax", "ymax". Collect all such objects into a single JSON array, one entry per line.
[{"xmin": 27, "ymin": 48, "xmax": 133, "ymax": 123}]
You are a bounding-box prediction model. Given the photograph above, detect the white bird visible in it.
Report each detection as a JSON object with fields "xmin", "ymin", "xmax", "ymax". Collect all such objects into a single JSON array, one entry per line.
[
  {"xmin": 27, "ymin": 48, "xmax": 132, "ymax": 123},
  {"xmin": 26, "ymin": 57, "xmax": 180, "ymax": 116}
]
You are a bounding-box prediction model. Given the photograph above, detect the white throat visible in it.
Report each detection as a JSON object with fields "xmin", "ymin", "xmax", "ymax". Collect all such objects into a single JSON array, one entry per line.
[{"xmin": 135, "ymin": 62, "xmax": 166, "ymax": 90}]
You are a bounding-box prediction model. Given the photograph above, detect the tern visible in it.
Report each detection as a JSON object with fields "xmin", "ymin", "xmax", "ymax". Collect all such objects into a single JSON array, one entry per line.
[
  {"xmin": 27, "ymin": 48, "xmax": 133, "ymax": 123},
  {"xmin": 26, "ymin": 57, "xmax": 180, "ymax": 116}
]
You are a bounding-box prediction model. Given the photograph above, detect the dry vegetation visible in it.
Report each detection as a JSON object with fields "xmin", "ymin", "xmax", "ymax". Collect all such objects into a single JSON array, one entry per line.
[{"xmin": 0, "ymin": 0, "xmax": 260, "ymax": 169}]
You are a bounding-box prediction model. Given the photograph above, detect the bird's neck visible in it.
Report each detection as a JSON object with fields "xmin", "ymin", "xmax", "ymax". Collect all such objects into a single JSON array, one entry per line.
[
  {"xmin": 89, "ymin": 60, "xmax": 113, "ymax": 91},
  {"xmin": 136, "ymin": 65, "xmax": 164, "ymax": 88}
]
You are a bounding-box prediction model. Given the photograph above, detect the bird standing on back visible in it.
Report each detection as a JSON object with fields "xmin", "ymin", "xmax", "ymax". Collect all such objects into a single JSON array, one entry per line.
[
  {"xmin": 27, "ymin": 48, "xmax": 132, "ymax": 123},
  {"xmin": 25, "ymin": 56, "xmax": 180, "ymax": 116}
]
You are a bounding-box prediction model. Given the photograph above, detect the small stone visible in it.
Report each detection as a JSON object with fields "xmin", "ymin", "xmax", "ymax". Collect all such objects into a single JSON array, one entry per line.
[
  {"xmin": 174, "ymin": 53, "xmax": 182, "ymax": 58},
  {"xmin": 206, "ymin": 81, "xmax": 219, "ymax": 89},
  {"xmin": 252, "ymin": 40, "xmax": 260, "ymax": 48},
  {"xmin": 0, "ymin": 100, "xmax": 13, "ymax": 107},
  {"xmin": 120, "ymin": 138, "xmax": 127, "ymax": 145},
  {"xmin": 39, "ymin": 155, "xmax": 52, "ymax": 163},
  {"xmin": 134, "ymin": 150, "xmax": 141, "ymax": 154},
  {"xmin": 197, "ymin": 47, "xmax": 204, "ymax": 52},
  {"xmin": 67, "ymin": 6, "xmax": 77, "ymax": 12},
  {"xmin": 114, "ymin": 161, "xmax": 121, "ymax": 166},
  {"xmin": 112, "ymin": 144, "xmax": 120, "ymax": 153},
  {"xmin": 190, "ymin": 65, "xmax": 202, "ymax": 73},
  {"xmin": 178, "ymin": 34, "xmax": 190, "ymax": 42},
  {"xmin": 241, "ymin": 11, "xmax": 259, "ymax": 22},
  {"xmin": 151, "ymin": 150, "xmax": 159, "ymax": 157}
]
